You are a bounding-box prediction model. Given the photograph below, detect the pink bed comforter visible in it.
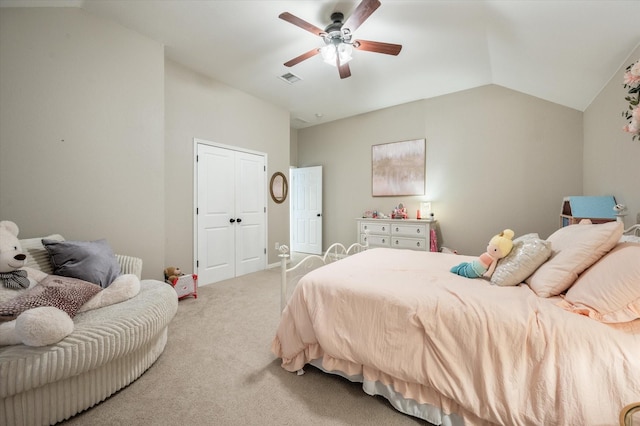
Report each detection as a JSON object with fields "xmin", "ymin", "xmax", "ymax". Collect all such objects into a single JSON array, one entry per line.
[{"xmin": 272, "ymin": 248, "xmax": 640, "ymax": 425}]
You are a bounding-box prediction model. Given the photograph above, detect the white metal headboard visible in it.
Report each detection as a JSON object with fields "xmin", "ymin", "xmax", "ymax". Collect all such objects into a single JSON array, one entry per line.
[
  {"xmin": 278, "ymin": 239, "xmax": 369, "ymax": 312},
  {"xmin": 623, "ymin": 224, "xmax": 640, "ymax": 236}
]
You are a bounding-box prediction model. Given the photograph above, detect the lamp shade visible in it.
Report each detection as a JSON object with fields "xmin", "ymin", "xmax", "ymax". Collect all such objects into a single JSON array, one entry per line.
[
  {"xmin": 320, "ymin": 43, "xmax": 352, "ymax": 66},
  {"xmin": 337, "ymin": 43, "xmax": 353, "ymax": 64},
  {"xmin": 320, "ymin": 45, "xmax": 337, "ymax": 65}
]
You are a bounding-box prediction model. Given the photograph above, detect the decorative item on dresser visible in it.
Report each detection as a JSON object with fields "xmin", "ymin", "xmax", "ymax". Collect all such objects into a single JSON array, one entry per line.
[{"xmin": 356, "ymin": 218, "xmax": 437, "ymax": 251}]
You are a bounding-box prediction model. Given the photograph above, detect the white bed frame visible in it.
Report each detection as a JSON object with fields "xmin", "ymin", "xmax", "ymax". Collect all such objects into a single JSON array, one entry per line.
[
  {"xmin": 278, "ymin": 238, "xmax": 368, "ymax": 312},
  {"xmin": 625, "ymin": 223, "xmax": 640, "ymax": 235}
]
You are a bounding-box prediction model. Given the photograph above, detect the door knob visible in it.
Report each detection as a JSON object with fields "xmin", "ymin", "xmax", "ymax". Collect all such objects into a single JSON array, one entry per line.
[
  {"xmin": 229, "ymin": 218, "xmax": 236, "ymax": 223},
  {"xmin": 236, "ymin": 218, "xmax": 242, "ymax": 223},
  {"xmin": 317, "ymin": 213, "xmax": 322, "ymax": 217}
]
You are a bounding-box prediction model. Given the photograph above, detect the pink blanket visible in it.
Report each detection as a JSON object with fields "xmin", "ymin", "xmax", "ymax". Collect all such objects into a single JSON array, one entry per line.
[{"xmin": 272, "ymin": 248, "xmax": 640, "ymax": 425}]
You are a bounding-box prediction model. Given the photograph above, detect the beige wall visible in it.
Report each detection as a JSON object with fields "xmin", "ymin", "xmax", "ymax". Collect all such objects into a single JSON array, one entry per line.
[
  {"xmin": 584, "ymin": 44, "xmax": 640, "ymax": 227},
  {"xmin": 0, "ymin": 7, "xmax": 290, "ymax": 281},
  {"xmin": 164, "ymin": 60, "xmax": 290, "ymax": 270},
  {"xmin": 0, "ymin": 8, "xmax": 166, "ymax": 279},
  {"xmin": 297, "ymin": 100, "xmax": 428, "ymax": 248},
  {"xmin": 298, "ymin": 85, "xmax": 583, "ymax": 255}
]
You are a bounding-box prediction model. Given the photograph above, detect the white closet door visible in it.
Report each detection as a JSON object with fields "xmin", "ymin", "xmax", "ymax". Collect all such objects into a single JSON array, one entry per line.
[
  {"xmin": 197, "ymin": 143, "xmax": 266, "ymax": 285},
  {"xmin": 197, "ymin": 144, "xmax": 235, "ymax": 284},
  {"xmin": 234, "ymin": 151, "xmax": 266, "ymax": 276}
]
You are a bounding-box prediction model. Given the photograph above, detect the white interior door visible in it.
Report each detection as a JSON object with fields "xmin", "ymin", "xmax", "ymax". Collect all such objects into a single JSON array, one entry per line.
[
  {"xmin": 197, "ymin": 144, "xmax": 235, "ymax": 284},
  {"xmin": 291, "ymin": 166, "xmax": 323, "ymax": 254},
  {"xmin": 234, "ymin": 151, "xmax": 266, "ymax": 275},
  {"xmin": 196, "ymin": 143, "xmax": 266, "ymax": 285}
]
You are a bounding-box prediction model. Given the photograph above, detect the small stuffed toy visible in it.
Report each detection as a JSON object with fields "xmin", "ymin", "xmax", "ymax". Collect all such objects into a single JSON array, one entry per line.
[
  {"xmin": 164, "ymin": 266, "xmax": 184, "ymax": 283},
  {"xmin": 450, "ymin": 229, "xmax": 515, "ymax": 279},
  {"xmin": 0, "ymin": 220, "xmax": 140, "ymax": 347}
]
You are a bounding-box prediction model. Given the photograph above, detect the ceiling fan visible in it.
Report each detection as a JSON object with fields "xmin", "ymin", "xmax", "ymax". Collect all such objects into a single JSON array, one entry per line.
[{"xmin": 279, "ymin": 0, "xmax": 402, "ymax": 79}]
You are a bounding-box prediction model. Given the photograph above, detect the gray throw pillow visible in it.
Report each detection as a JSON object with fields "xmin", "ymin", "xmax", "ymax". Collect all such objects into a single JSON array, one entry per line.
[{"xmin": 42, "ymin": 239, "xmax": 121, "ymax": 288}]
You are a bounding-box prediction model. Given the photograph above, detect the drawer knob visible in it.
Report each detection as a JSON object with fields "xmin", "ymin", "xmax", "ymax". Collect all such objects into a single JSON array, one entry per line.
[
  {"xmin": 416, "ymin": 229, "xmax": 421, "ymax": 234},
  {"xmin": 395, "ymin": 240, "xmax": 399, "ymax": 245},
  {"xmin": 364, "ymin": 225, "xmax": 368, "ymax": 230},
  {"xmin": 416, "ymin": 241, "xmax": 421, "ymax": 247},
  {"xmin": 395, "ymin": 227, "xmax": 399, "ymax": 232},
  {"xmin": 382, "ymin": 226, "xmax": 386, "ymax": 231},
  {"xmin": 382, "ymin": 238, "xmax": 385, "ymax": 243}
]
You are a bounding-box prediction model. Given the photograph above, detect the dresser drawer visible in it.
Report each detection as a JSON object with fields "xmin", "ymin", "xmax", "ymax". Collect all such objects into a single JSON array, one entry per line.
[
  {"xmin": 391, "ymin": 223, "xmax": 427, "ymax": 237},
  {"xmin": 392, "ymin": 237, "xmax": 428, "ymax": 251},
  {"xmin": 360, "ymin": 221, "xmax": 390, "ymax": 235},
  {"xmin": 361, "ymin": 233, "xmax": 391, "ymax": 247}
]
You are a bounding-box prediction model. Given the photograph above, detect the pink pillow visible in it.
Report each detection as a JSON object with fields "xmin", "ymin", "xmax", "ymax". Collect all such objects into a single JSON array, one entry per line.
[
  {"xmin": 526, "ymin": 221, "xmax": 623, "ymax": 297},
  {"xmin": 558, "ymin": 242, "xmax": 640, "ymax": 323}
]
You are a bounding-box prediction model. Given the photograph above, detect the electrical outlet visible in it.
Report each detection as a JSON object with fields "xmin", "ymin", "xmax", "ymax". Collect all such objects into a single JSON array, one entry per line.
[{"xmin": 274, "ymin": 242, "xmax": 279, "ymax": 250}]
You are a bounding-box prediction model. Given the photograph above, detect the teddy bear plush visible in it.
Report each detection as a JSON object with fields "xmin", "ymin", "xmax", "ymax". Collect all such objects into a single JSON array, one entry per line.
[
  {"xmin": 0, "ymin": 220, "xmax": 140, "ymax": 347},
  {"xmin": 450, "ymin": 229, "xmax": 515, "ymax": 279},
  {"xmin": 164, "ymin": 266, "xmax": 184, "ymax": 284}
]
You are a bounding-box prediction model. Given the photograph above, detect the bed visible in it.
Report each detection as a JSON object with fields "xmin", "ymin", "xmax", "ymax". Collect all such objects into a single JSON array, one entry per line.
[{"xmin": 272, "ymin": 222, "xmax": 640, "ymax": 426}]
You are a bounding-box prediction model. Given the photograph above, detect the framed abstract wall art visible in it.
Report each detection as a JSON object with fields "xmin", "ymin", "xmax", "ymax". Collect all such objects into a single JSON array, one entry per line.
[{"xmin": 371, "ymin": 139, "xmax": 425, "ymax": 196}]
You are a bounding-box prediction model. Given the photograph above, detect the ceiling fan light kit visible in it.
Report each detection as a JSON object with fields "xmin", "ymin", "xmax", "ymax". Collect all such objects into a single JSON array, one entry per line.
[
  {"xmin": 320, "ymin": 43, "xmax": 353, "ymax": 66},
  {"xmin": 279, "ymin": 0, "xmax": 402, "ymax": 79}
]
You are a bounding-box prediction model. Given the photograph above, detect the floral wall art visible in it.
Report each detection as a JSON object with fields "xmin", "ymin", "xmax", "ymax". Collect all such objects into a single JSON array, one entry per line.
[
  {"xmin": 622, "ymin": 58, "xmax": 640, "ymax": 141},
  {"xmin": 372, "ymin": 139, "xmax": 425, "ymax": 196}
]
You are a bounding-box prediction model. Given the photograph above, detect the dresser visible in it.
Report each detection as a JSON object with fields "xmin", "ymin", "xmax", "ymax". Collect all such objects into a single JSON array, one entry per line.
[{"xmin": 356, "ymin": 218, "xmax": 436, "ymax": 251}]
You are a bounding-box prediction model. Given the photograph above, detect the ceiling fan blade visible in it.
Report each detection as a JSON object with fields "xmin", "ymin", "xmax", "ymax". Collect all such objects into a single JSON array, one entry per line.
[
  {"xmin": 354, "ymin": 39, "xmax": 402, "ymax": 56},
  {"xmin": 279, "ymin": 12, "xmax": 325, "ymax": 37},
  {"xmin": 343, "ymin": 0, "xmax": 381, "ymax": 33},
  {"xmin": 284, "ymin": 48, "xmax": 320, "ymax": 67},
  {"xmin": 338, "ymin": 61, "xmax": 351, "ymax": 79}
]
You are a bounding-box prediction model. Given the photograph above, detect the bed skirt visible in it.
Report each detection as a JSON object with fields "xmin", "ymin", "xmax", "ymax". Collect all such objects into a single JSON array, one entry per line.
[{"xmin": 309, "ymin": 359, "xmax": 466, "ymax": 426}]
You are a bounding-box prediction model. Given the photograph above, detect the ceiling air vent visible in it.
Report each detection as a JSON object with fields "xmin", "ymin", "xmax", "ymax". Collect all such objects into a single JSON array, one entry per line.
[{"xmin": 279, "ymin": 72, "xmax": 302, "ymax": 84}]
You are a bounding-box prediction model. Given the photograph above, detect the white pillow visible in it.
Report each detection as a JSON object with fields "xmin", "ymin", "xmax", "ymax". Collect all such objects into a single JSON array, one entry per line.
[
  {"xmin": 558, "ymin": 242, "xmax": 640, "ymax": 323},
  {"xmin": 526, "ymin": 221, "xmax": 623, "ymax": 297},
  {"xmin": 491, "ymin": 234, "xmax": 552, "ymax": 287}
]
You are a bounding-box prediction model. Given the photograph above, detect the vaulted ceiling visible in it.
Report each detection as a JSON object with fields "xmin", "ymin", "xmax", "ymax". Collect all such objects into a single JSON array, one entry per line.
[{"xmin": 3, "ymin": 0, "xmax": 640, "ymax": 128}]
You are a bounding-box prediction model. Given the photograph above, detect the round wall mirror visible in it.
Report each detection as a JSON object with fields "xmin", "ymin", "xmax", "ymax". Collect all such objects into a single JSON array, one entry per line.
[{"xmin": 270, "ymin": 172, "xmax": 288, "ymax": 204}]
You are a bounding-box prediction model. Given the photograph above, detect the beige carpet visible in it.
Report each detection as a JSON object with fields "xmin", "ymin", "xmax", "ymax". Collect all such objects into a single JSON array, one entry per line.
[{"xmin": 61, "ymin": 268, "xmax": 428, "ymax": 425}]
